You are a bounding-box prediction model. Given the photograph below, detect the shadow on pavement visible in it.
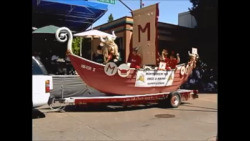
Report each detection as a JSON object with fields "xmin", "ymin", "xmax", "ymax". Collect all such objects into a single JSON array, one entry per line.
[
  {"xmin": 32, "ymin": 109, "xmax": 46, "ymax": 119},
  {"xmin": 58, "ymin": 102, "xmax": 199, "ymax": 112},
  {"xmin": 168, "ymin": 103, "xmax": 217, "ymax": 112},
  {"xmin": 181, "ymin": 104, "xmax": 217, "ymax": 110},
  {"xmin": 169, "ymin": 108, "xmax": 217, "ymax": 112},
  {"xmin": 44, "ymin": 101, "xmax": 217, "ymax": 113},
  {"xmin": 62, "ymin": 104, "xmax": 162, "ymax": 112}
]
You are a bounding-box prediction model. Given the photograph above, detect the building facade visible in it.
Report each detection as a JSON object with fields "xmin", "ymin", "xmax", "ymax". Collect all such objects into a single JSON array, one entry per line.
[
  {"xmin": 90, "ymin": 16, "xmax": 194, "ymax": 64},
  {"xmin": 178, "ymin": 11, "xmax": 197, "ymax": 28}
]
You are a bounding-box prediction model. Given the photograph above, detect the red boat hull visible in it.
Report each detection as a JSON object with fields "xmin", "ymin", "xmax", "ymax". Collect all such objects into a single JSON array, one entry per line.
[{"xmin": 69, "ymin": 54, "xmax": 193, "ymax": 95}]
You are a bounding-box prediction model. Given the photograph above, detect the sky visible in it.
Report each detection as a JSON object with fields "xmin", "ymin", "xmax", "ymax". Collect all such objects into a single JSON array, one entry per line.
[{"xmin": 91, "ymin": 0, "xmax": 193, "ymax": 27}]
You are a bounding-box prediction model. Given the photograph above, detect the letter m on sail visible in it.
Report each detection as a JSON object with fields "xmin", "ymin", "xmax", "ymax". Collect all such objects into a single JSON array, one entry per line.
[{"xmin": 138, "ymin": 22, "xmax": 150, "ymax": 42}]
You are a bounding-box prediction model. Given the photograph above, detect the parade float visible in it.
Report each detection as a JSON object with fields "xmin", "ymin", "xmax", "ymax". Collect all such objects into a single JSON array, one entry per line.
[
  {"xmin": 56, "ymin": 26, "xmax": 198, "ymax": 95},
  {"xmin": 52, "ymin": 4, "xmax": 198, "ymax": 109}
]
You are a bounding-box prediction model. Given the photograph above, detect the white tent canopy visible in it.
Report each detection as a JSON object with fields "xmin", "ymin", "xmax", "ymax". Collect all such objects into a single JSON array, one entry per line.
[
  {"xmin": 73, "ymin": 29, "xmax": 115, "ymax": 57},
  {"xmin": 74, "ymin": 29, "xmax": 113, "ymax": 38}
]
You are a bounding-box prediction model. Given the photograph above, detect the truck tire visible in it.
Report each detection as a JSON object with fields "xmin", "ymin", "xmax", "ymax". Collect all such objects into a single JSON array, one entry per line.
[
  {"xmin": 167, "ymin": 92, "xmax": 181, "ymax": 108},
  {"xmin": 47, "ymin": 96, "xmax": 55, "ymax": 105}
]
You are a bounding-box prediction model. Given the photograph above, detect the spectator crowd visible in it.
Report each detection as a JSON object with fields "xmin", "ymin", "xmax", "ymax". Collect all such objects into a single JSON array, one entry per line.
[
  {"xmin": 181, "ymin": 59, "xmax": 218, "ymax": 93},
  {"xmin": 33, "ymin": 51, "xmax": 76, "ymax": 75}
]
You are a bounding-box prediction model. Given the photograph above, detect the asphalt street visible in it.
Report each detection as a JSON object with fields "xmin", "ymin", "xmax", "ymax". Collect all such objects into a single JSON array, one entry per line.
[{"xmin": 33, "ymin": 94, "xmax": 217, "ymax": 141}]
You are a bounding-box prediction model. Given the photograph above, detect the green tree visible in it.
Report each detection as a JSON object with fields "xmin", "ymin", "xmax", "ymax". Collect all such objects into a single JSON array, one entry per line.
[
  {"xmin": 108, "ymin": 14, "xmax": 114, "ymax": 22},
  {"xmin": 188, "ymin": 0, "xmax": 218, "ymax": 70},
  {"xmin": 72, "ymin": 37, "xmax": 81, "ymax": 55},
  {"xmin": 189, "ymin": 0, "xmax": 218, "ymax": 29}
]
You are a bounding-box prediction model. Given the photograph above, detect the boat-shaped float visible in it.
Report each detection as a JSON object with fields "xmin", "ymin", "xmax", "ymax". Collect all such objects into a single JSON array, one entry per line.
[{"xmin": 55, "ymin": 27, "xmax": 198, "ymax": 95}]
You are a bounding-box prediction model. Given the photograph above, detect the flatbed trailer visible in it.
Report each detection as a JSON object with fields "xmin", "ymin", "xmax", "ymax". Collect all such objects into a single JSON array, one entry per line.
[{"xmin": 59, "ymin": 89, "xmax": 198, "ymax": 109}]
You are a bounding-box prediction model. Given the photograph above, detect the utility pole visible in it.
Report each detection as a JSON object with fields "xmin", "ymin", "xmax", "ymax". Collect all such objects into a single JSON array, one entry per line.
[{"xmin": 118, "ymin": 0, "xmax": 132, "ymax": 12}]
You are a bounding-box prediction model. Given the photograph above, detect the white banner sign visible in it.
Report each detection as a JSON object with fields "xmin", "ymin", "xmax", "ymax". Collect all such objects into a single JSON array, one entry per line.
[{"xmin": 135, "ymin": 70, "xmax": 175, "ymax": 87}]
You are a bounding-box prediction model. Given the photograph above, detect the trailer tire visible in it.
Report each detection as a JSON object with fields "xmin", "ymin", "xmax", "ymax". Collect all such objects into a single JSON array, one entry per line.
[
  {"xmin": 49, "ymin": 98, "xmax": 65, "ymax": 111},
  {"xmin": 167, "ymin": 92, "xmax": 181, "ymax": 108}
]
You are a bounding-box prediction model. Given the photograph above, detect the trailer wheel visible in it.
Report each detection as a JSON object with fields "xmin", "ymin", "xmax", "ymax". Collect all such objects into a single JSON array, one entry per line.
[
  {"xmin": 167, "ymin": 92, "xmax": 181, "ymax": 108},
  {"xmin": 49, "ymin": 98, "xmax": 65, "ymax": 112}
]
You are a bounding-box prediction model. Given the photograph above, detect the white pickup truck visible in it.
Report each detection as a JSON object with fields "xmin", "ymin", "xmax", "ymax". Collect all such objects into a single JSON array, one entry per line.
[{"xmin": 32, "ymin": 56, "xmax": 53, "ymax": 108}]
